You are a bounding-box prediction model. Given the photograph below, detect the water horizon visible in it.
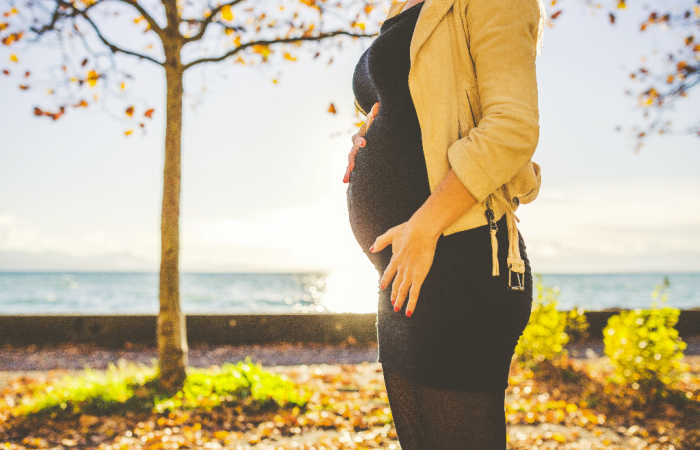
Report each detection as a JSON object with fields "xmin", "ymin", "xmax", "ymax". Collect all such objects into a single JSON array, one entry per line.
[{"xmin": 0, "ymin": 270, "xmax": 697, "ymax": 315}]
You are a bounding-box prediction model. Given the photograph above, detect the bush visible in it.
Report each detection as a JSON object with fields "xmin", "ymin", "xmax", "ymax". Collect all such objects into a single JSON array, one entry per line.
[
  {"xmin": 603, "ymin": 276, "xmax": 689, "ymax": 392},
  {"xmin": 11, "ymin": 357, "xmax": 311, "ymax": 418},
  {"xmin": 564, "ymin": 306, "xmax": 589, "ymax": 343},
  {"xmin": 514, "ymin": 273, "xmax": 571, "ymax": 367}
]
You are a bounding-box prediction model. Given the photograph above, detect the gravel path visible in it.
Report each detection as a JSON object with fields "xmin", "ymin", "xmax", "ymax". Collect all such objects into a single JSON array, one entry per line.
[{"xmin": 1, "ymin": 335, "xmax": 698, "ymax": 372}]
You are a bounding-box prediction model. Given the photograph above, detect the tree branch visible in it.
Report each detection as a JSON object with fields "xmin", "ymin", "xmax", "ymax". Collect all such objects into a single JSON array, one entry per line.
[
  {"xmin": 182, "ymin": 0, "xmax": 246, "ymax": 43},
  {"xmin": 28, "ymin": 1, "xmax": 164, "ymax": 65},
  {"xmin": 30, "ymin": 1, "xmax": 98, "ymax": 35},
  {"xmin": 78, "ymin": 10, "xmax": 164, "ymax": 65},
  {"xmin": 160, "ymin": 0, "xmax": 180, "ymax": 33},
  {"xmin": 115, "ymin": 0, "xmax": 165, "ymax": 38},
  {"xmin": 183, "ymin": 30, "xmax": 376, "ymax": 70}
]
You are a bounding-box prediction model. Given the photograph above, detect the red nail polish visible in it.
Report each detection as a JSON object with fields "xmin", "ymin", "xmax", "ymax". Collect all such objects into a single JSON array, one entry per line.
[
  {"xmin": 406, "ymin": 309, "xmax": 413, "ymax": 318},
  {"xmin": 394, "ymin": 304, "xmax": 399, "ymax": 312},
  {"xmin": 369, "ymin": 245, "xmax": 374, "ymax": 252}
]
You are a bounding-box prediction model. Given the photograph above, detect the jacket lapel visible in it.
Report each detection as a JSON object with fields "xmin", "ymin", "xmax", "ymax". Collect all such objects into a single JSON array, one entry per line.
[{"xmin": 410, "ymin": 0, "xmax": 455, "ymax": 66}]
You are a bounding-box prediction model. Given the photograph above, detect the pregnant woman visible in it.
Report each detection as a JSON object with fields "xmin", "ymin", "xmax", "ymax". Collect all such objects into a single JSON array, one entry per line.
[{"xmin": 344, "ymin": 0, "xmax": 544, "ymax": 448}]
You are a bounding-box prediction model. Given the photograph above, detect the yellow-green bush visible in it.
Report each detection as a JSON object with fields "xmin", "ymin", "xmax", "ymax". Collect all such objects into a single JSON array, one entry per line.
[
  {"xmin": 11, "ymin": 357, "xmax": 310, "ymax": 418},
  {"xmin": 514, "ymin": 274, "xmax": 571, "ymax": 367},
  {"xmin": 565, "ymin": 306, "xmax": 589, "ymax": 343},
  {"xmin": 603, "ymin": 277, "xmax": 689, "ymax": 391}
]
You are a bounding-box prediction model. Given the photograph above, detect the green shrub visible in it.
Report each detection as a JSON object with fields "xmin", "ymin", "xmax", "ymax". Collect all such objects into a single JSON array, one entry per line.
[
  {"xmin": 514, "ymin": 273, "xmax": 571, "ymax": 367},
  {"xmin": 603, "ymin": 276, "xmax": 689, "ymax": 391},
  {"xmin": 11, "ymin": 357, "xmax": 310, "ymax": 418}
]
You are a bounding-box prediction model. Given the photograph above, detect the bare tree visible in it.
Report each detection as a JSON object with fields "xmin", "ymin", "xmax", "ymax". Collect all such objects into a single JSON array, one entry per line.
[{"xmin": 0, "ymin": 0, "xmax": 379, "ymax": 393}]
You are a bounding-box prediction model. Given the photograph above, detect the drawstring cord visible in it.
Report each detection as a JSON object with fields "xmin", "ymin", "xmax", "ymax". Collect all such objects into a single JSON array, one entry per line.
[{"xmin": 485, "ymin": 191, "xmax": 526, "ymax": 291}]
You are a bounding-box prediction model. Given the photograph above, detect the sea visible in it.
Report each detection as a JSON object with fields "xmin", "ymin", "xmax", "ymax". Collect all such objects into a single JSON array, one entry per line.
[{"xmin": 0, "ymin": 271, "xmax": 697, "ymax": 315}]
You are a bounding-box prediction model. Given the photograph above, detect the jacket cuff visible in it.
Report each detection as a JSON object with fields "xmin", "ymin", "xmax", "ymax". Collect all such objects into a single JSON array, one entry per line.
[{"xmin": 446, "ymin": 139, "xmax": 497, "ymax": 204}]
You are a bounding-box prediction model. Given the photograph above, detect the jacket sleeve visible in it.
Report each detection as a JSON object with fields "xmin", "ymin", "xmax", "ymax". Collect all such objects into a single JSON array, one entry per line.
[{"xmin": 446, "ymin": 0, "xmax": 541, "ymax": 204}]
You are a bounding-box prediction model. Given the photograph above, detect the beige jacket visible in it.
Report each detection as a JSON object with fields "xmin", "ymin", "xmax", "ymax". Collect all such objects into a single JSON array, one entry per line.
[{"xmin": 353, "ymin": 0, "xmax": 543, "ymax": 290}]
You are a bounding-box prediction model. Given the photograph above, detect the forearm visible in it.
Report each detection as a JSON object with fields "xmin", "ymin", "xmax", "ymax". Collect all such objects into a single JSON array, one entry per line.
[{"xmin": 409, "ymin": 168, "xmax": 479, "ymax": 240}]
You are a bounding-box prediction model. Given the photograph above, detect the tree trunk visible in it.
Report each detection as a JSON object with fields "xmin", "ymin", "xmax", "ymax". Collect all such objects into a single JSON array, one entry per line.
[{"xmin": 157, "ymin": 57, "xmax": 188, "ymax": 393}]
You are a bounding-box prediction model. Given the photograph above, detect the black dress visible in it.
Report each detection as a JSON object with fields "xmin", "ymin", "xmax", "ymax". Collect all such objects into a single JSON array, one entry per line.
[{"xmin": 347, "ymin": 1, "xmax": 533, "ymax": 391}]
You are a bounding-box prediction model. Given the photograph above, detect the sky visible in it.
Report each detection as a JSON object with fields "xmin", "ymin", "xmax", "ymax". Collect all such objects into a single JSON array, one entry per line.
[{"xmin": 0, "ymin": 0, "xmax": 698, "ymax": 275}]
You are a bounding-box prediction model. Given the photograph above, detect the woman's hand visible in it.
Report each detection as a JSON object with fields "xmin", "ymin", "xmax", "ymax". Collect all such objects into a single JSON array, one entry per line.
[
  {"xmin": 343, "ymin": 101, "xmax": 380, "ymax": 183},
  {"xmin": 369, "ymin": 215, "xmax": 440, "ymax": 318}
]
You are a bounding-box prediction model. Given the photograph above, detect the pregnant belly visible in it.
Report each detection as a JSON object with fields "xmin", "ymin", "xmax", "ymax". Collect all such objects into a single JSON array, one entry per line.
[{"xmin": 345, "ymin": 125, "xmax": 430, "ymax": 258}]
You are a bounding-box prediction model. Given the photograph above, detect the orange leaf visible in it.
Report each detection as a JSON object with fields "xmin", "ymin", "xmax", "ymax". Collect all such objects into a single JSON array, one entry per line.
[
  {"xmin": 124, "ymin": 129, "xmax": 133, "ymax": 136},
  {"xmin": 2, "ymin": 32, "xmax": 21, "ymax": 45},
  {"xmin": 125, "ymin": 105, "xmax": 134, "ymax": 117},
  {"xmin": 328, "ymin": 102, "xmax": 336, "ymax": 114},
  {"xmin": 144, "ymin": 108, "xmax": 154, "ymax": 119},
  {"xmin": 221, "ymin": 5, "xmax": 234, "ymax": 21},
  {"xmin": 9, "ymin": 53, "xmax": 18, "ymax": 63},
  {"xmin": 252, "ymin": 44, "xmax": 271, "ymax": 59},
  {"xmin": 87, "ymin": 70, "xmax": 99, "ymax": 87},
  {"xmin": 352, "ymin": 21, "xmax": 366, "ymax": 31}
]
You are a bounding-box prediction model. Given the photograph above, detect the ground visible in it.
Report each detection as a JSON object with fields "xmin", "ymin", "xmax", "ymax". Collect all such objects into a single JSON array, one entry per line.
[{"xmin": 0, "ymin": 337, "xmax": 697, "ymax": 449}]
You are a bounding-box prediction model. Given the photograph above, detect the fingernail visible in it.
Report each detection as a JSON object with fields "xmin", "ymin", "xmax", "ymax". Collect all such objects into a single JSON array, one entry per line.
[
  {"xmin": 369, "ymin": 245, "xmax": 374, "ymax": 252},
  {"xmin": 394, "ymin": 304, "xmax": 399, "ymax": 312},
  {"xmin": 360, "ymin": 141, "xmax": 365, "ymax": 147},
  {"xmin": 406, "ymin": 309, "xmax": 413, "ymax": 318}
]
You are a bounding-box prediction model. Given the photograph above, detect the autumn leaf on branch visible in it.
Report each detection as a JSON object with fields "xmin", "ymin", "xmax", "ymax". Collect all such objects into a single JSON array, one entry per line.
[{"xmin": 550, "ymin": 0, "xmax": 700, "ymax": 151}]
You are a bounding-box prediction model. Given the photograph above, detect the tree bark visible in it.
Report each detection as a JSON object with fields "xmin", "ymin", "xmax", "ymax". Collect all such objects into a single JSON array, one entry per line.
[{"xmin": 157, "ymin": 48, "xmax": 188, "ymax": 393}]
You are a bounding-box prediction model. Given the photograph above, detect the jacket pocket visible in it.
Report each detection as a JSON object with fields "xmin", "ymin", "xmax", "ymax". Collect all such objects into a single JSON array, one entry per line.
[
  {"xmin": 458, "ymin": 87, "xmax": 476, "ymax": 139},
  {"xmin": 465, "ymin": 87, "xmax": 478, "ymax": 128}
]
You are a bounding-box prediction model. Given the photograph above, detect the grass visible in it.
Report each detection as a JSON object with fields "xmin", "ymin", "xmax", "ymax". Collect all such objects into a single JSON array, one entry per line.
[{"xmin": 9, "ymin": 357, "xmax": 311, "ymax": 418}]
